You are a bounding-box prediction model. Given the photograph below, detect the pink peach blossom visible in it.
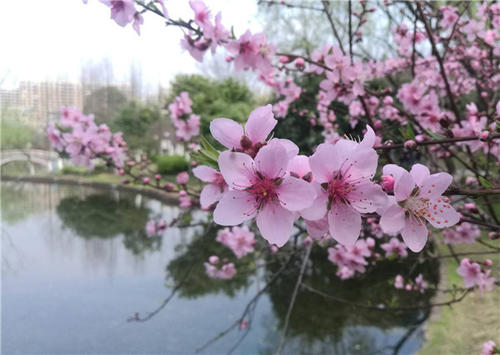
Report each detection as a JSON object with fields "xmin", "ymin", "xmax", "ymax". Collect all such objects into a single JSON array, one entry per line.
[
  {"xmin": 309, "ymin": 126, "xmax": 387, "ymax": 246},
  {"xmin": 213, "ymin": 141, "xmax": 316, "ymax": 247},
  {"xmin": 193, "ymin": 165, "xmax": 228, "ymax": 209},
  {"xmin": 380, "ymin": 164, "xmax": 460, "ymax": 252}
]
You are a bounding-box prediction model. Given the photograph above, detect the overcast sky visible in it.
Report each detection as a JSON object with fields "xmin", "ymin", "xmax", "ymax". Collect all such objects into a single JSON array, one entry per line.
[{"xmin": 0, "ymin": 0, "xmax": 263, "ymax": 92}]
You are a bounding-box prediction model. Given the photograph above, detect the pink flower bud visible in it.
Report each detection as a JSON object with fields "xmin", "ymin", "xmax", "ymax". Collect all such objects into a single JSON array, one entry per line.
[
  {"xmin": 404, "ymin": 140, "xmax": 416, "ymax": 149},
  {"xmin": 209, "ymin": 256, "xmax": 219, "ymax": 265},
  {"xmin": 374, "ymin": 120, "xmax": 383, "ymax": 129},
  {"xmin": 464, "ymin": 203, "xmax": 478, "ymax": 212},
  {"xmin": 480, "ymin": 131, "xmax": 490, "ymax": 140},
  {"xmin": 380, "ymin": 174, "xmax": 395, "ymax": 192},
  {"xmin": 279, "ymin": 55, "xmax": 291, "ymax": 64},
  {"xmin": 303, "ymin": 236, "xmax": 313, "ymax": 245},
  {"xmin": 488, "ymin": 232, "xmax": 500, "ymax": 240},
  {"xmin": 163, "ymin": 183, "xmax": 175, "ymax": 192},
  {"xmin": 415, "ymin": 134, "xmax": 426, "ymax": 143},
  {"xmin": 239, "ymin": 320, "xmax": 249, "ymax": 330},
  {"xmin": 179, "ymin": 190, "xmax": 187, "ymax": 197},
  {"xmin": 142, "ymin": 177, "xmax": 150, "ymax": 184},
  {"xmin": 118, "ymin": 169, "xmax": 125, "ymax": 175},
  {"xmin": 176, "ymin": 171, "xmax": 189, "ymax": 185},
  {"xmin": 295, "ymin": 57, "xmax": 305, "ymax": 68},
  {"xmin": 225, "ymin": 56, "xmax": 233, "ymax": 62},
  {"xmin": 483, "ymin": 259, "xmax": 493, "ymax": 266},
  {"xmin": 405, "ymin": 284, "xmax": 413, "ymax": 291},
  {"xmin": 383, "ymin": 96, "xmax": 393, "ymax": 105},
  {"xmin": 154, "ymin": 174, "xmax": 161, "ymax": 180},
  {"xmin": 157, "ymin": 220, "xmax": 167, "ymax": 230},
  {"xmin": 465, "ymin": 177, "xmax": 477, "ymax": 185}
]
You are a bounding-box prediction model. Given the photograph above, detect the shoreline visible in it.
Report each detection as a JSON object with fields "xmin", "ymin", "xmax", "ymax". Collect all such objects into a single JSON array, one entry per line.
[{"xmin": 1, "ymin": 175, "xmax": 179, "ymax": 205}]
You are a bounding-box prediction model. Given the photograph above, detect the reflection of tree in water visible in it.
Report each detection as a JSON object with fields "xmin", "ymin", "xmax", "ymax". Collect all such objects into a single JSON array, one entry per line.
[
  {"xmin": 56, "ymin": 193, "xmax": 161, "ymax": 255},
  {"xmin": 167, "ymin": 224, "xmax": 255, "ymax": 299},
  {"xmin": 1, "ymin": 184, "xmax": 48, "ymax": 224},
  {"xmin": 258, "ymin": 245, "xmax": 438, "ymax": 354}
]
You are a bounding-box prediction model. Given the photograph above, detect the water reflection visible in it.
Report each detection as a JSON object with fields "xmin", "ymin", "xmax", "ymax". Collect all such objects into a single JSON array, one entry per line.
[
  {"xmin": 57, "ymin": 194, "xmax": 161, "ymax": 255},
  {"xmin": 2, "ymin": 182, "xmax": 439, "ymax": 354}
]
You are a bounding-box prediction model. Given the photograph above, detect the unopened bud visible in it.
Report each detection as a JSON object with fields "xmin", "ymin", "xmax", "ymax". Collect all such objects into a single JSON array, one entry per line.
[
  {"xmin": 380, "ymin": 174, "xmax": 395, "ymax": 191},
  {"xmin": 488, "ymin": 232, "xmax": 500, "ymax": 240},
  {"xmin": 464, "ymin": 203, "xmax": 478, "ymax": 213},
  {"xmin": 279, "ymin": 55, "xmax": 292, "ymax": 64},
  {"xmin": 295, "ymin": 57, "xmax": 305, "ymax": 68},
  {"xmin": 480, "ymin": 131, "xmax": 490, "ymax": 140},
  {"xmin": 404, "ymin": 140, "xmax": 416, "ymax": 149}
]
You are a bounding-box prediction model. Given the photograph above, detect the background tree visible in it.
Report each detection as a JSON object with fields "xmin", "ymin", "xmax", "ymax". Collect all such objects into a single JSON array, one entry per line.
[
  {"xmin": 109, "ymin": 100, "xmax": 163, "ymax": 154},
  {"xmin": 167, "ymin": 74, "xmax": 257, "ymax": 145},
  {"xmin": 83, "ymin": 86, "xmax": 128, "ymax": 125}
]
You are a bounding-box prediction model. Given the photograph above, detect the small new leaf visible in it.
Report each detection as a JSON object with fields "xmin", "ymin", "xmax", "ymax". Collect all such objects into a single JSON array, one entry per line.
[{"xmin": 478, "ymin": 176, "xmax": 493, "ymax": 189}]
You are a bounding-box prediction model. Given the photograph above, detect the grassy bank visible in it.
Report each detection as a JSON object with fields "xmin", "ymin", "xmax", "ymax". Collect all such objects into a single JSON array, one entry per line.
[{"xmin": 419, "ymin": 240, "xmax": 500, "ymax": 355}]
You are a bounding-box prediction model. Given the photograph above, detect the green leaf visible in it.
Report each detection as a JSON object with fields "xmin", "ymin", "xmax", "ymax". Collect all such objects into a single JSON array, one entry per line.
[
  {"xmin": 424, "ymin": 129, "xmax": 446, "ymax": 140},
  {"xmin": 400, "ymin": 124, "xmax": 415, "ymax": 140},
  {"xmin": 190, "ymin": 150, "xmax": 218, "ymax": 169},
  {"xmin": 200, "ymin": 136, "xmax": 219, "ymax": 158},
  {"xmin": 478, "ymin": 176, "xmax": 493, "ymax": 189}
]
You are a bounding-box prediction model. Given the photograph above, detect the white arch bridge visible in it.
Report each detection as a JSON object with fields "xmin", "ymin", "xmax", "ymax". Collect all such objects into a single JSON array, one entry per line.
[{"xmin": 1, "ymin": 149, "xmax": 63, "ymax": 174}]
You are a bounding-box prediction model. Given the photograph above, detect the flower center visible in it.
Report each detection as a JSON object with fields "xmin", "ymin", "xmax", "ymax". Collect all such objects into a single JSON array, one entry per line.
[
  {"xmin": 239, "ymin": 41, "xmax": 253, "ymax": 55},
  {"xmin": 246, "ymin": 174, "xmax": 281, "ymax": 207},
  {"xmin": 404, "ymin": 195, "xmax": 430, "ymax": 218},
  {"xmin": 324, "ymin": 172, "xmax": 355, "ymax": 205}
]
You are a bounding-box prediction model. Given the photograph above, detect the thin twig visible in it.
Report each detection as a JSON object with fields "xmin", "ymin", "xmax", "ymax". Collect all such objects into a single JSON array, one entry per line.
[
  {"xmin": 127, "ymin": 265, "xmax": 194, "ymax": 322},
  {"xmin": 275, "ymin": 243, "xmax": 312, "ymax": 355},
  {"xmin": 321, "ymin": 1, "xmax": 345, "ymax": 55}
]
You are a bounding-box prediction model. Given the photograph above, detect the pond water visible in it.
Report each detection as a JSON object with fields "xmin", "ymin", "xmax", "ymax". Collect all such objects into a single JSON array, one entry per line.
[{"xmin": 1, "ymin": 183, "xmax": 439, "ymax": 354}]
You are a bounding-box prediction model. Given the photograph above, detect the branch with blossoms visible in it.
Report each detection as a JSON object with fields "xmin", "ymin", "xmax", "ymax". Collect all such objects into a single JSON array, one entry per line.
[{"xmin": 47, "ymin": 1, "xmax": 500, "ymax": 352}]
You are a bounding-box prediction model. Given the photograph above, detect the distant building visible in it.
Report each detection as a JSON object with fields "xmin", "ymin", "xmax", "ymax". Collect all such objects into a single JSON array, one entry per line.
[{"xmin": 0, "ymin": 81, "xmax": 133, "ymax": 128}]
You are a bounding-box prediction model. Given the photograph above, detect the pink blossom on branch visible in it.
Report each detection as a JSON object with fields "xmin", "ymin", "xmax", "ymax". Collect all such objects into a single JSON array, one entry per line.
[
  {"xmin": 213, "ymin": 141, "xmax": 316, "ymax": 247},
  {"xmin": 309, "ymin": 126, "xmax": 387, "ymax": 246},
  {"xmin": 192, "ymin": 165, "xmax": 227, "ymax": 209},
  {"xmin": 216, "ymin": 226, "xmax": 255, "ymax": 259},
  {"xmin": 380, "ymin": 164, "xmax": 460, "ymax": 252},
  {"xmin": 457, "ymin": 258, "xmax": 495, "ymax": 295}
]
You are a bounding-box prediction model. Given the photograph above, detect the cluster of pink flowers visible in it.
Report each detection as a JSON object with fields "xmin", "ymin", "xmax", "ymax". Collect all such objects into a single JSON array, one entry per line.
[
  {"xmin": 457, "ymin": 258, "xmax": 495, "ymax": 295},
  {"xmin": 394, "ymin": 274, "xmax": 428, "ymax": 293},
  {"xmin": 94, "ymin": 0, "xmax": 167, "ymax": 35},
  {"xmin": 381, "ymin": 238, "xmax": 408, "ymax": 258},
  {"xmin": 168, "ymin": 92, "xmax": 200, "ymax": 142},
  {"xmin": 216, "ymin": 226, "xmax": 255, "ymax": 259},
  {"xmin": 47, "ymin": 107, "xmax": 127, "ymax": 169},
  {"xmin": 70, "ymin": 2, "xmax": 500, "ymax": 302},
  {"xmin": 442, "ymin": 222, "xmax": 480, "ymax": 245},
  {"xmin": 327, "ymin": 238, "xmax": 375, "ymax": 279},
  {"xmin": 204, "ymin": 256, "xmax": 236, "ymax": 280},
  {"xmin": 145, "ymin": 219, "xmax": 167, "ymax": 237},
  {"xmin": 196, "ymin": 104, "xmax": 461, "ymax": 252}
]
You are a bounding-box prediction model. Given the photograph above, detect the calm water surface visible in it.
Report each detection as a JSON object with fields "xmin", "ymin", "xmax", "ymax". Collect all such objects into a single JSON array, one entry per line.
[{"xmin": 1, "ymin": 183, "xmax": 437, "ymax": 354}]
